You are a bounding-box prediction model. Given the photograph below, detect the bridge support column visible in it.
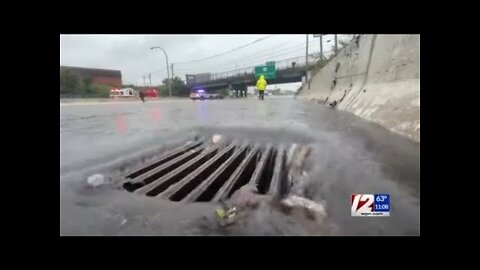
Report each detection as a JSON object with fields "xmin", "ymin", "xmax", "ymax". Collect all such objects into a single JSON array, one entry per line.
[{"xmin": 242, "ymin": 84, "xmax": 247, "ymax": 98}]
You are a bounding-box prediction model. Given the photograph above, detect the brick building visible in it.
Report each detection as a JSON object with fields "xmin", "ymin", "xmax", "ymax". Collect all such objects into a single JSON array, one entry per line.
[{"xmin": 60, "ymin": 66, "xmax": 122, "ymax": 88}]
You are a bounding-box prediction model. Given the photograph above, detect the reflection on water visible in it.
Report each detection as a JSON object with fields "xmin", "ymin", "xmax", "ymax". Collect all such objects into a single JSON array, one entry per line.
[
  {"xmin": 196, "ymin": 101, "xmax": 207, "ymax": 123},
  {"xmin": 254, "ymin": 101, "xmax": 267, "ymax": 117},
  {"xmin": 115, "ymin": 115, "xmax": 127, "ymax": 134},
  {"xmin": 149, "ymin": 106, "xmax": 162, "ymax": 123}
]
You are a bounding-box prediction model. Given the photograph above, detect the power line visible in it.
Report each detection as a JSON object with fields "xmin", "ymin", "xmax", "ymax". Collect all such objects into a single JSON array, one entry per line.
[
  {"xmin": 130, "ymin": 67, "xmax": 167, "ymax": 81},
  {"xmin": 213, "ymin": 35, "xmax": 351, "ymax": 72},
  {"xmin": 210, "ymin": 47, "xmax": 336, "ymax": 75},
  {"xmin": 175, "ymin": 37, "xmax": 316, "ymax": 73},
  {"xmin": 134, "ymin": 35, "xmax": 351, "ymax": 83},
  {"xmin": 211, "ymin": 53, "xmax": 320, "ymax": 76},
  {"xmin": 174, "ymin": 53, "xmax": 317, "ymax": 82},
  {"xmin": 211, "ymin": 40, "xmax": 309, "ymax": 69},
  {"xmin": 215, "ymin": 51, "xmax": 329, "ymax": 73},
  {"xmin": 180, "ymin": 36, "xmax": 304, "ymax": 69},
  {"xmin": 171, "ymin": 35, "xmax": 329, "ymax": 74},
  {"xmin": 172, "ymin": 45, "xmax": 337, "ymax": 80},
  {"xmin": 150, "ymin": 68, "xmax": 167, "ymax": 75},
  {"xmin": 214, "ymin": 34, "xmax": 349, "ymax": 69},
  {"xmin": 174, "ymin": 35, "xmax": 276, "ymax": 65},
  {"xmin": 208, "ymin": 40, "xmax": 322, "ymax": 72}
]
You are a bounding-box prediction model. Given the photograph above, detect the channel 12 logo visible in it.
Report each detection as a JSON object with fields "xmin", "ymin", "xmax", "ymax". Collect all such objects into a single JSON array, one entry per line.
[{"xmin": 351, "ymin": 194, "xmax": 390, "ymax": 217}]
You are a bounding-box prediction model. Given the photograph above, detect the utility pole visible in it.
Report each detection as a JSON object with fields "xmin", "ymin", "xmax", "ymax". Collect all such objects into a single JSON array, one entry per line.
[
  {"xmin": 314, "ymin": 34, "xmax": 324, "ymax": 61},
  {"xmin": 334, "ymin": 34, "xmax": 338, "ymax": 54},
  {"xmin": 143, "ymin": 75, "xmax": 146, "ymax": 86},
  {"xmin": 171, "ymin": 63, "xmax": 174, "ymax": 78},
  {"xmin": 305, "ymin": 34, "xmax": 309, "ymax": 84},
  {"xmin": 148, "ymin": 73, "xmax": 151, "ymax": 86},
  {"xmin": 320, "ymin": 35, "xmax": 323, "ymax": 61}
]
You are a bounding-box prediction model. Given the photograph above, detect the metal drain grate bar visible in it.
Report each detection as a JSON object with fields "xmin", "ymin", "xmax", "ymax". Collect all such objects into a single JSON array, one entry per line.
[
  {"xmin": 248, "ymin": 144, "xmax": 273, "ymax": 186},
  {"xmin": 123, "ymin": 144, "xmax": 205, "ymax": 191},
  {"xmin": 134, "ymin": 143, "xmax": 224, "ymax": 196},
  {"xmin": 212, "ymin": 144, "xmax": 262, "ymax": 202},
  {"xmin": 285, "ymin": 144, "xmax": 298, "ymax": 168},
  {"xmin": 182, "ymin": 143, "xmax": 250, "ymax": 202},
  {"xmin": 124, "ymin": 141, "xmax": 203, "ymax": 179},
  {"xmin": 284, "ymin": 145, "xmax": 310, "ymax": 194},
  {"xmin": 159, "ymin": 141, "xmax": 240, "ymax": 201},
  {"xmin": 122, "ymin": 138, "xmax": 312, "ymax": 203},
  {"xmin": 268, "ymin": 144, "xmax": 286, "ymax": 195}
]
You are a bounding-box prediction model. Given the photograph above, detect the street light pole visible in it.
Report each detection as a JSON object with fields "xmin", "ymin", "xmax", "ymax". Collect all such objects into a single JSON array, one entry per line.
[
  {"xmin": 305, "ymin": 34, "xmax": 309, "ymax": 83},
  {"xmin": 320, "ymin": 35, "xmax": 323, "ymax": 61},
  {"xmin": 151, "ymin": 46, "xmax": 172, "ymax": 97},
  {"xmin": 334, "ymin": 34, "xmax": 338, "ymax": 55},
  {"xmin": 314, "ymin": 34, "xmax": 324, "ymax": 61}
]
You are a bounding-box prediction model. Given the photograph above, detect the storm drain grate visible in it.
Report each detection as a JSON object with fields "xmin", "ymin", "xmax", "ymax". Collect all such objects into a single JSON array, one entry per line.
[{"xmin": 122, "ymin": 138, "xmax": 311, "ymax": 203}]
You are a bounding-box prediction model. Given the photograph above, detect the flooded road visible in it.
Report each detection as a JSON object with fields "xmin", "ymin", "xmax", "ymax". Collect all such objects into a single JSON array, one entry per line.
[{"xmin": 60, "ymin": 96, "xmax": 420, "ymax": 235}]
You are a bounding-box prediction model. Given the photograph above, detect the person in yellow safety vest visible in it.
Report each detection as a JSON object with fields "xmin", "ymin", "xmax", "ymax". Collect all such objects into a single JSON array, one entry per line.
[{"xmin": 256, "ymin": 75, "xmax": 267, "ymax": 100}]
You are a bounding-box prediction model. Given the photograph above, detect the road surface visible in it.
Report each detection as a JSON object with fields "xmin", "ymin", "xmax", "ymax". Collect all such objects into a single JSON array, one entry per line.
[{"xmin": 60, "ymin": 96, "xmax": 420, "ymax": 236}]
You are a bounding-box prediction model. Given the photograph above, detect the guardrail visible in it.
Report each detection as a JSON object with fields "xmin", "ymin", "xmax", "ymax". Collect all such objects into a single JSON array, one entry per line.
[
  {"xmin": 190, "ymin": 34, "xmax": 359, "ymax": 85},
  {"xmin": 192, "ymin": 54, "xmax": 319, "ymax": 83}
]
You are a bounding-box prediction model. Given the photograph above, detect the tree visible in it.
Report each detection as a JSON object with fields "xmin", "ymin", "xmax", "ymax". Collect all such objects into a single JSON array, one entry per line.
[
  {"xmin": 82, "ymin": 76, "xmax": 93, "ymax": 87},
  {"xmin": 83, "ymin": 76, "xmax": 96, "ymax": 95},
  {"xmin": 219, "ymin": 88, "xmax": 230, "ymax": 97},
  {"xmin": 160, "ymin": 76, "xmax": 188, "ymax": 96},
  {"xmin": 60, "ymin": 68, "xmax": 111, "ymax": 98},
  {"xmin": 158, "ymin": 85, "xmax": 170, "ymax": 97},
  {"xmin": 60, "ymin": 68, "xmax": 83, "ymax": 95},
  {"xmin": 88, "ymin": 84, "xmax": 111, "ymax": 97}
]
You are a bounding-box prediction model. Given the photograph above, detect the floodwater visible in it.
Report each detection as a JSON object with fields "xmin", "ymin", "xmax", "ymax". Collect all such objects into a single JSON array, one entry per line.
[{"xmin": 60, "ymin": 96, "xmax": 420, "ymax": 236}]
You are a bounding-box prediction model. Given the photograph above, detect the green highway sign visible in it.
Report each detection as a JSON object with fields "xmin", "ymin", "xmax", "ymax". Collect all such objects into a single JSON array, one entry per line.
[{"xmin": 254, "ymin": 64, "xmax": 276, "ymax": 80}]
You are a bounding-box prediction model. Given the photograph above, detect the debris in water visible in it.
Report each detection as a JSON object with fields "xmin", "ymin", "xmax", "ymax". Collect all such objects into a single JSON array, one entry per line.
[
  {"xmin": 214, "ymin": 185, "xmax": 271, "ymax": 227},
  {"xmin": 215, "ymin": 206, "xmax": 237, "ymax": 227},
  {"xmin": 212, "ymin": 134, "xmax": 223, "ymax": 144},
  {"xmin": 281, "ymin": 195, "xmax": 327, "ymax": 222},
  {"xmin": 229, "ymin": 184, "xmax": 270, "ymax": 209},
  {"xmin": 86, "ymin": 174, "xmax": 107, "ymax": 187},
  {"xmin": 328, "ymin": 100, "xmax": 338, "ymax": 109},
  {"xmin": 215, "ymin": 208, "xmax": 226, "ymax": 219}
]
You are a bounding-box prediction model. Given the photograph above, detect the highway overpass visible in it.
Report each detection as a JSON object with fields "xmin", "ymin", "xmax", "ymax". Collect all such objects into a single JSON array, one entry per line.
[{"xmin": 186, "ymin": 55, "xmax": 318, "ymax": 91}]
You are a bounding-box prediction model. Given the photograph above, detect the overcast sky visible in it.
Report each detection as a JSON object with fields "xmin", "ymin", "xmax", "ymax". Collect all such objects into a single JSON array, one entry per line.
[{"xmin": 60, "ymin": 34, "xmax": 349, "ymax": 91}]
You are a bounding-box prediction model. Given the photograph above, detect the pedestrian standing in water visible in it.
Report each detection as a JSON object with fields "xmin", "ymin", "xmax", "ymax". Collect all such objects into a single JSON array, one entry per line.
[
  {"xmin": 139, "ymin": 89, "xmax": 145, "ymax": 103},
  {"xmin": 255, "ymin": 75, "xmax": 267, "ymax": 101}
]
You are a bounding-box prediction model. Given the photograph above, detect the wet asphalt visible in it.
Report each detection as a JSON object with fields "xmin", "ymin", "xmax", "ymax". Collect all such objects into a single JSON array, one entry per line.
[{"xmin": 60, "ymin": 96, "xmax": 420, "ymax": 236}]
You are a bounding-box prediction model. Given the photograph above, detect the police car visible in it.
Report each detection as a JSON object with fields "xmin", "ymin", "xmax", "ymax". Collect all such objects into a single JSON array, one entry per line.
[
  {"xmin": 190, "ymin": 89, "xmax": 224, "ymax": 100},
  {"xmin": 190, "ymin": 89, "xmax": 208, "ymax": 100}
]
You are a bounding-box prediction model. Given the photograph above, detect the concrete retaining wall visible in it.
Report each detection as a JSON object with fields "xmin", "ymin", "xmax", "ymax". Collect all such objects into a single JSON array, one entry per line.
[{"xmin": 300, "ymin": 35, "xmax": 420, "ymax": 142}]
